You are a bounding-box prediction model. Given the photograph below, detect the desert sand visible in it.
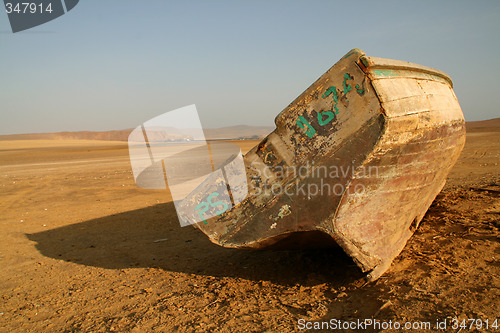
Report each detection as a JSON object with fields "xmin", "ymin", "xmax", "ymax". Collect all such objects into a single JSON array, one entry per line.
[{"xmin": 0, "ymin": 125, "xmax": 498, "ymax": 332}]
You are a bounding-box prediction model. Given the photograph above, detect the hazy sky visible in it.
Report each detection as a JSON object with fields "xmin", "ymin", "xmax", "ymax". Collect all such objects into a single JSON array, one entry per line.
[{"xmin": 1, "ymin": 0, "xmax": 499, "ymax": 135}]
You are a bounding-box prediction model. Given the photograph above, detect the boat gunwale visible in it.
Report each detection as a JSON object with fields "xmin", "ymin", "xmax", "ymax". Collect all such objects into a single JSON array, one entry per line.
[{"xmin": 360, "ymin": 56, "xmax": 453, "ymax": 88}]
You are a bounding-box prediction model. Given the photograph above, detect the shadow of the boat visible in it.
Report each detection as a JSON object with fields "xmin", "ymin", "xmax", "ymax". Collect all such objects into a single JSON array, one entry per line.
[{"xmin": 26, "ymin": 202, "xmax": 363, "ymax": 287}]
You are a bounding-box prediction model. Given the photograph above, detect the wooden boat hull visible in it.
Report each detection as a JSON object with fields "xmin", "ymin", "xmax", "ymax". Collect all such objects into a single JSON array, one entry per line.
[{"xmin": 185, "ymin": 49, "xmax": 466, "ymax": 281}]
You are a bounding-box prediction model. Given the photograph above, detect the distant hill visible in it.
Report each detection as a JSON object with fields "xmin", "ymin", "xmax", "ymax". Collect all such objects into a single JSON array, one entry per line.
[
  {"xmin": 203, "ymin": 125, "xmax": 273, "ymax": 140},
  {"xmin": 0, "ymin": 125, "xmax": 274, "ymax": 142},
  {"xmin": 466, "ymin": 118, "xmax": 500, "ymax": 131},
  {"xmin": 1, "ymin": 118, "xmax": 498, "ymax": 141},
  {"xmin": 0, "ymin": 130, "xmax": 133, "ymax": 141}
]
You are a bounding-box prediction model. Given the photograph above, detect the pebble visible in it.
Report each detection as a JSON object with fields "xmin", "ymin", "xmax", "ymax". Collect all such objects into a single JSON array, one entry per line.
[{"xmin": 153, "ymin": 238, "xmax": 168, "ymax": 243}]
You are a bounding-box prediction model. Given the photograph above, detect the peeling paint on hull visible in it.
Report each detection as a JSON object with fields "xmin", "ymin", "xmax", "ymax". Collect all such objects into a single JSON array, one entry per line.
[{"xmin": 187, "ymin": 49, "xmax": 466, "ymax": 282}]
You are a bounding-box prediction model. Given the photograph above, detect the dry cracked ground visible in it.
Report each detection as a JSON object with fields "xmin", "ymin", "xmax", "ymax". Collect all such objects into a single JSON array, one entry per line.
[{"xmin": 0, "ymin": 128, "xmax": 499, "ymax": 332}]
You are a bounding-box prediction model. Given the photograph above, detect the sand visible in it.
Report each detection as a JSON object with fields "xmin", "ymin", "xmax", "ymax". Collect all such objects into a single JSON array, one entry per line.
[{"xmin": 0, "ymin": 132, "xmax": 498, "ymax": 332}]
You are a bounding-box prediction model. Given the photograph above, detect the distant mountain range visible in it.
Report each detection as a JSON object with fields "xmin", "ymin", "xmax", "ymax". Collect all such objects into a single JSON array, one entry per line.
[
  {"xmin": 0, "ymin": 118, "xmax": 498, "ymax": 141},
  {"xmin": 466, "ymin": 118, "xmax": 500, "ymax": 131},
  {"xmin": 0, "ymin": 125, "xmax": 275, "ymax": 141}
]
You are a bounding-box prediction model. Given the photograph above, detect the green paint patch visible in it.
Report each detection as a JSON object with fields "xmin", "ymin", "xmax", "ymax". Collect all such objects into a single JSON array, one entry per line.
[
  {"xmin": 297, "ymin": 71, "xmax": 365, "ymax": 139},
  {"xmin": 355, "ymin": 84, "xmax": 365, "ymax": 95},
  {"xmin": 373, "ymin": 69, "xmax": 399, "ymax": 77},
  {"xmin": 195, "ymin": 191, "xmax": 229, "ymax": 224},
  {"xmin": 322, "ymin": 86, "xmax": 338, "ymax": 101},
  {"xmin": 296, "ymin": 116, "xmax": 316, "ymax": 138},
  {"xmin": 341, "ymin": 48, "xmax": 362, "ymax": 59},
  {"xmin": 373, "ymin": 68, "xmax": 450, "ymax": 84},
  {"xmin": 343, "ymin": 73, "xmax": 353, "ymax": 94},
  {"xmin": 322, "ymin": 86, "xmax": 340, "ymax": 116},
  {"xmin": 317, "ymin": 110, "xmax": 336, "ymax": 126}
]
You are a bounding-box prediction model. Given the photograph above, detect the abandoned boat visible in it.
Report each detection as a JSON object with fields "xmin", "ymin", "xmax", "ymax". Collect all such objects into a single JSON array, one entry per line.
[{"xmin": 154, "ymin": 49, "xmax": 466, "ymax": 281}]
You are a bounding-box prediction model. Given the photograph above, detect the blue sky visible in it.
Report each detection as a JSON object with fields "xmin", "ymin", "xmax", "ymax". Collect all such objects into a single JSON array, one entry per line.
[{"xmin": 1, "ymin": 0, "xmax": 499, "ymax": 135}]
